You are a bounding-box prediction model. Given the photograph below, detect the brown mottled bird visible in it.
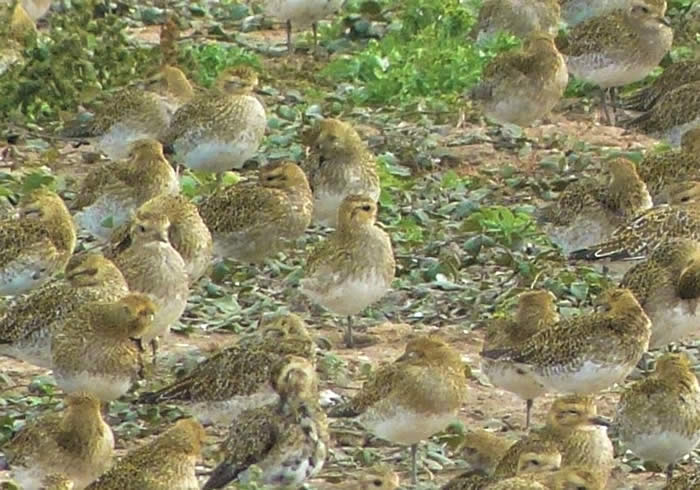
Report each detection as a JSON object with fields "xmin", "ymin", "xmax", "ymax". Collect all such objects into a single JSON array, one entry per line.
[
  {"xmin": 471, "ymin": 31, "xmax": 569, "ymax": 127},
  {"xmin": 197, "ymin": 161, "xmax": 312, "ymax": 263},
  {"xmin": 0, "ymin": 253, "xmax": 129, "ymax": 368},
  {"xmin": 202, "ymin": 356, "xmax": 328, "ymax": 490},
  {"xmin": 454, "ymin": 428, "xmax": 515, "ymax": 474},
  {"xmin": 488, "ymin": 465, "xmax": 604, "ymax": 490},
  {"xmin": 303, "ymin": 118, "xmax": 381, "ymax": 227},
  {"xmin": 50, "ymin": 294, "xmax": 155, "ymax": 401},
  {"xmin": 0, "ymin": 188, "xmax": 75, "ymax": 296},
  {"xmin": 470, "ymin": 0, "xmax": 560, "ymax": 41},
  {"xmin": 481, "ymin": 289, "xmax": 559, "ymax": 428},
  {"xmin": 481, "ymin": 288, "xmax": 651, "ymax": 395},
  {"xmin": 622, "ymin": 59, "xmax": 700, "ymax": 112},
  {"xmin": 330, "ymin": 336, "xmax": 468, "ymax": 484},
  {"xmin": 138, "ymin": 313, "xmax": 316, "ymax": 426},
  {"xmin": 3, "ymin": 392, "xmax": 114, "ymax": 490},
  {"xmin": 84, "ymin": 418, "xmax": 205, "ymax": 490}
]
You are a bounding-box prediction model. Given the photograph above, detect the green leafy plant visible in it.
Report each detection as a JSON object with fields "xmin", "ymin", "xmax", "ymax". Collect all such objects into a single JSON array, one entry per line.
[{"xmin": 462, "ymin": 206, "xmax": 539, "ymax": 249}]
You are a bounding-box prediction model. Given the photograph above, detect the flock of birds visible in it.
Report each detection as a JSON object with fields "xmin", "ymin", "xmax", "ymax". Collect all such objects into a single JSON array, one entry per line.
[{"xmin": 0, "ymin": 0, "xmax": 700, "ymax": 489}]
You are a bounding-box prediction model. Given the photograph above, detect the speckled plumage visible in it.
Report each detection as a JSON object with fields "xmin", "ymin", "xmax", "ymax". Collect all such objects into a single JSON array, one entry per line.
[
  {"xmin": 330, "ymin": 336, "xmax": 468, "ymax": 484},
  {"xmin": 198, "ymin": 161, "xmax": 312, "ymax": 263},
  {"xmin": 0, "ymin": 253, "xmax": 128, "ymax": 368},
  {"xmin": 50, "ymin": 294, "xmax": 155, "ymax": 401},
  {"xmin": 471, "ymin": 32, "xmax": 568, "ymax": 127},
  {"xmin": 109, "ymin": 194, "xmax": 212, "ymax": 284},
  {"xmin": 163, "ymin": 66, "xmax": 266, "ymax": 174},
  {"xmin": 84, "ymin": 418, "xmax": 204, "ymax": 490},
  {"xmin": 303, "ymin": 119, "xmax": 381, "ymax": 227},
  {"xmin": 616, "ymin": 353, "xmax": 700, "ymax": 482},
  {"xmin": 40, "ymin": 473, "xmax": 74, "ymax": 490},
  {"xmin": 202, "ymin": 356, "xmax": 328, "ymax": 489},
  {"xmin": 72, "ymin": 139, "xmax": 179, "ymax": 242},
  {"xmin": 538, "ymin": 158, "xmax": 653, "ymax": 253},
  {"xmin": 481, "ymin": 289, "xmax": 651, "ymax": 395},
  {"xmin": 471, "ymin": 0, "xmax": 560, "ymax": 40},
  {"xmin": 622, "ymin": 59, "xmax": 700, "ymax": 112},
  {"xmin": 455, "ymin": 428, "xmax": 515, "ymax": 474},
  {"xmin": 333, "ymin": 464, "xmax": 400, "ymax": 490},
  {"xmin": 138, "ymin": 314, "xmax": 316, "ymax": 425},
  {"xmin": 4, "ymin": 392, "xmax": 114, "ymax": 490},
  {"xmin": 488, "ymin": 466, "xmax": 604, "ymax": 490},
  {"xmin": 0, "ymin": 188, "xmax": 76, "ymax": 296},
  {"xmin": 559, "ymin": 0, "xmax": 666, "ymax": 25}
]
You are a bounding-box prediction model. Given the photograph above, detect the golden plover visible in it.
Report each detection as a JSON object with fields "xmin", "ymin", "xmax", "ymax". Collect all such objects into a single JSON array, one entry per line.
[
  {"xmin": 3, "ymin": 392, "xmax": 114, "ymax": 490},
  {"xmin": 144, "ymin": 64, "xmax": 196, "ymax": 116},
  {"xmin": 109, "ymin": 193, "xmax": 212, "ymax": 284},
  {"xmin": 263, "ymin": 0, "xmax": 343, "ymax": 53},
  {"xmin": 488, "ymin": 465, "xmax": 604, "ymax": 490},
  {"xmin": 0, "ymin": 188, "xmax": 75, "ymax": 296},
  {"xmin": 616, "ymin": 352, "xmax": 700, "ymax": 483},
  {"xmin": 481, "ymin": 289, "xmax": 559, "ymax": 428},
  {"xmin": 620, "ymin": 238, "xmax": 700, "ymax": 348},
  {"xmin": 538, "ymin": 158, "xmax": 652, "ymax": 254},
  {"xmin": 71, "ymin": 138, "xmax": 179, "ymax": 242},
  {"xmin": 301, "ymin": 194, "xmax": 394, "ymax": 347},
  {"xmin": 471, "ymin": 31, "xmax": 568, "ymax": 127},
  {"xmin": 0, "ymin": 253, "xmax": 128, "ymax": 368},
  {"xmin": 330, "ymin": 336, "xmax": 468, "ymax": 484},
  {"xmin": 197, "ymin": 160, "xmax": 312, "ymax": 263},
  {"xmin": 303, "ymin": 118, "xmax": 381, "ymax": 227},
  {"xmin": 138, "ymin": 313, "xmax": 316, "ymax": 426},
  {"xmin": 331, "ymin": 464, "xmax": 400, "ymax": 490},
  {"xmin": 84, "ymin": 418, "xmax": 205, "ymax": 490},
  {"xmin": 112, "ymin": 211, "xmax": 189, "ymax": 359},
  {"xmin": 8, "ymin": 1, "xmax": 37, "ymax": 38},
  {"xmin": 557, "ymin": 0, "xmax": 673, "ymax": 125},
  {"xmin": 455, "ymin": 428, "xmax": 515, "ymax": 474},
  {"xmin": 14, "ymin": 0, "xmax": 52, "ymax": 21},
  {"xmin": 560, "ymin": 0, "xmax": 666, "ymax": 25},
  {"xmin": 162, "ymin": 66, "xmax": 266, "ymax": 176},
  {"xmin": 622, "ymin": 59, "xmax": 700, "ymax": 112},
  {"xmin": 50, "ymin": 293, "xmax": 155, "ymax": 401},
  {"xmin": 481, "ymin": 288, "xmax": 651, "ymax": 394},
  {"xmin": 202, "ymin": 355, "xmax": 328, "ymax": 489},
  {"xmin": 470, "ymin": 0, "xmax": 560, "ymax": 41}
]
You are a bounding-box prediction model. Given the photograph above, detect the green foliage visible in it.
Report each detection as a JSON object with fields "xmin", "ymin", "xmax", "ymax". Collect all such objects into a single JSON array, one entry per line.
[
  {"xmin": 177, "ymin": 42, "xmax": 261, "ymax": 88},
  {"xmin": 0, "ymin": 168, "xmax": 58, "ymax": 201},
  {"xmin": 463, "ymin": 206, "xmax": 539, "ymax": 249}
]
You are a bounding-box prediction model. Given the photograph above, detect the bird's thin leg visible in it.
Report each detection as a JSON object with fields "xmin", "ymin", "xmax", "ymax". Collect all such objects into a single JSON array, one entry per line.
[
  {"xmin": 525, "ymin": 399, "xmax": 533, "ymax": 429},
  {"xmin": 411, "ymin": 443, "xmax": 418, "ymax": 484},
  {"xmin": 150, "ymin": 338, "xmax": 159, "ymax": 365},
  {"xmin": 610, "ymin": 87, "xmax": 619, "ymax": 124},
  {"xmin": 666, "ymin": 462, "xmax": 675, "ymax": 483},
  {"xmin": 600, "ymin": 88, "xmax": 613, "ymax": 126},
  {"xmin": 286, "ymin": 19, "xmax": 293, "ymax": 55},
  {"xmin": 312, "ymin": 22, "xmax": 318, "ymax": 54},
  {"xmin": 345, "ymin": 315, "xmax": 354, "ymax": 348}
]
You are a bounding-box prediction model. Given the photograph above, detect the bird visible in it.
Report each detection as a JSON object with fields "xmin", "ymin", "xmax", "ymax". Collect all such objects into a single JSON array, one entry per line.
[
  {"xmin": 50, "ymin": 293, "xmax": 156, "ymax": 401},
  {"xmin": 143, "ymin": 64, "xmax": 196, "ymax": 116},
  {"xmin": 637, "ymin": 127, "xmax": 700, "ymax": 202},
  {"xmin": 0, "ymin": 252, "xmax": 129, "ymax": 368},
  {"xmin": 301, "ymin": 194, "xmax": 395, "ymax": 348},
  {"xmin": 108, "ymin": 193, "xmax": 212, "ymax": 284},
  {"xmin": 481, "ymin": 289, "xmax": 559, "ymax": 428},
  {"xmin": 556, "ymin": 0, "xmax": 673, "ymax": 125},
  {"xmin": 202, "ymin": 355, "xmax": 328, "ymax": 490},
  {"xmin": 620, "ymin": 238, "xmax": 700, "ymax": 348},
  {"xmin": 624, "ymin": 80, "xmax": 700, "ymax": 146},
  {"xmin": 12, "ymin": 0, "xmax": 52, "ymax": 21},
  {"xmin": 84, "ymin": 418, "xmax": 205, "ymax": 490},
  {"xmin": 471, "ymin": 31, "xmax": 568, "ymax": 127},
  {"xmin": 621, "ymin": 59, "xmax": 700, "ymax": 112},
  {"xmin": 262, "ymin": 0, "xmax": 343, "ymax": 53},
  {"xmin": 493, "ymin": 395, "xmax": 613, "ymax": 484},
  {"xmin": 616, "ymin": 352, "xmax": 700, "ymax": 482},
  {"xmin": 0, "ymin": 2, "xmax": 36, "ymax": 77},
  {"xmin": 454, "ymin": 428, "xmax": 515, "ymax": 474},
  {"xmin": 329, "ymin": 464, "xmax": 400, "ymax": 490},
  {"xmin": 559, "ymin": 0, "xmax": 666, "ymax": 25},
  {"xmin": 137, "ymin": 313, "xmax": 317, "ymax": 426},
  {"xmin": 111, "ymin": 211, "xmax": 189, "ymax": 360},
  {"xmin": 2, "ymin": 392, "xmax": 114, "ymax": 490},
  {"xmin": 162, "ymin": 66, "xmax": 266, "ymax": 177},
  {"xmin": 481, "ymin": 288, "xmax": 651, "ymax": 395},
  {"xmin": 568, "ymin": 181, "xmax": 700, "ymax": 264},
  {"xmin": 303, "ymin": 118, "xmax": 381, "ymax": 227},
  {"xmin": 197, "ymin": 160, "xmax": 313, "ymax": 264},
  {"xmin": 71, "ymin": 138, "xmax": 179, "ymax": 242},
  {"xmin": 470, "ymin": 0, "xmax": 560, "ymax": 41},
  {"xmin": 40, "ymin": 473, "xmax": 74, "ymax": 490},
  {"xmin": 487, "ymin": 465, "xmax": 604, "ymax": 490},
  {"xmin": 0, "ymin": 188, "xmax": 76, "ymax": 296},
  {"xmin": 8, "ymin": 1, "xmax": 37, "ymax": 38},
  {"xmin": 329, "ymin": 335, "xmax": 468, "ymax": 484},
  {"xmin": 537, "ymin": 158, "xmax": 653, "ymax": 254}
]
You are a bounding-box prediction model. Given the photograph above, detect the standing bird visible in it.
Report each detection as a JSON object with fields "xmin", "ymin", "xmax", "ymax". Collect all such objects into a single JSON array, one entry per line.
[
  {"xmin": 71, "ymin": 139, "xmax": 178, "ymax": 242},
  {"xmin": 622, "ymin": 59, "xmax": 700, "ymax": 112},
  {"xmin": 557, "ymin": 0, "xmax": 673, "ymax": 125},
  {"xmin": 616, "ymin": 353, "xmax": 700, "ymax": 483},
  {"xmin": 303, "ymin": 118, "xmax": 380, "ymax": 228},
  {"xmin": 301, "ymin": 194, "xmax": 395, "ymax": 348},
  {"xmin": 197, "ymin": 161, "xmax": 312, "ymax": 264},
  {"xmin": 84, "ymin": 418, "xmax": 205, "ymax": 490},
  {"xmin": 202, "ymin": 356, "xmax": 329, "ymax": 490},
  {"xmin": 162, "ymin": 66, "xmax": 266, "ymax": 177},
  {"xmin": 263, "ymin": 0, "xmax": 343, "ymax": 53},
  {"xmin": 481, "ymin": 289, "xmax": 559, "ymax": 428},
  {"xmin": 112, "ymin": 212, "xmax": 189, "ymax": 360},
  {"xmin": 2, "ymin": 392, "xmax": 114, "ymax": 490},
  {"xmin": 0, "ymin": 253, "xmax": 128, "ymax": 368},
  {"xmin": 470, "ymin": 0, "xmax": 560, "ymax": 41},
  {"xmin": 471, "ymin": 32, "xmax": 569, "ymax": 127},
  {"xmin": 50, "ymin": 294, "xmax": 155, "ymax": 401},
  {"xmin": 0, "ymin": 188, "xmax": 75, "ymax": 296},
  {"xmin": 481, "ymin": 288, "xmax": 651, "ymax": 395},
  {"xmin": 329, "ymin": 336, "xmax": 468, "ymax": 484}
]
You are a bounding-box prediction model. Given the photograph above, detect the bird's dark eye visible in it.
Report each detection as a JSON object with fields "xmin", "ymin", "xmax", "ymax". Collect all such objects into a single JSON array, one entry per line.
[
  {"xmin": 372, "ymin": 480, "xmax": 382, "ymax": 487},
  {"xmin": 361, "ymin": 205, "xmax": 372, "ymax": 212},
  {"xmin": 138, "ymin": 225, "xmax": 147, "ymax": 233},
  {"xmin": 531, "ymin": 460, "xmax": 539, "ymax": 465}
]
